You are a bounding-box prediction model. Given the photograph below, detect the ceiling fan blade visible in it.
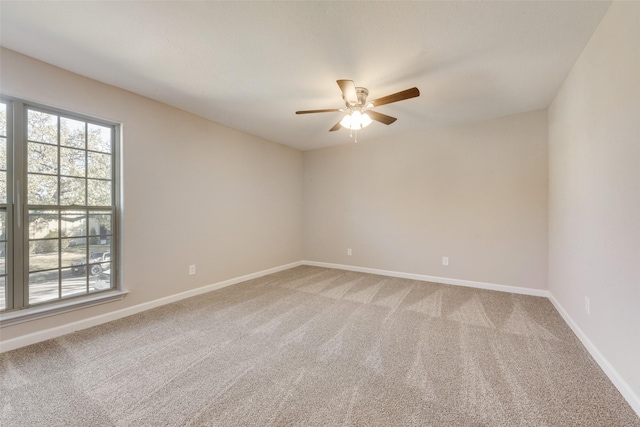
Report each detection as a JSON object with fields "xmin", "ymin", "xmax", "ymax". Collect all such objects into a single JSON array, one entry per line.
[
  {"xmin": 370, "ymin": 87, "xmax": 420, "ymax": 107},
  {"xmin": 329, "ymin": 121, "xmax": 342, "ymax": 132},
  {"xmin": 366, "ymin": 110, "xmax": 397, "ymax": 125},
  {"xmin": 296, "ymin": 108, "xmax": 341, "ymax": 114},
  {"xmin": 337, "ymin": 80, "xmax": 358, "ymax": 105}
]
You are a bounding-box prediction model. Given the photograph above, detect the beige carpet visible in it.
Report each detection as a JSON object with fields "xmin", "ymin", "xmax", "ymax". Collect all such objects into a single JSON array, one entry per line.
[{"xmin": 1, "ymin": 266, "xmax": 638, "ymax": 426}]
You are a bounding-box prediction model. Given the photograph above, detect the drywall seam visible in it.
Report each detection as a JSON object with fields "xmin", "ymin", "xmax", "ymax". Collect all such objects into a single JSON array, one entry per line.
[
  {"xmin": 0, "ymin": 261, "xmax": 304, "ymax": 353},
  {"xmin": 548, "ymin": 293, "xmax": 640, "ymax": 417}
]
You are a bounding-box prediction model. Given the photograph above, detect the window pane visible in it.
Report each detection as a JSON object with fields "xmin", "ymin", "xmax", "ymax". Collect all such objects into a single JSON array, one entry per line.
[
  {"xmin": 69, "ymin": 253, "xmax": 88, "ymax": 273},
  {"xmin": 0, "ymin": 242, "xmax": 5, "ymax": 275},
  {"xmin": 0, "ymin": 208, "xmax": 7, "ymax": 310},
  {"xmin": 87, "ymin": 179, "xmax": 111, "ymax": 206},
  {"xmin": 62, "ymin": 267, "xmax": 86, "ymax": 298},
  {"xmin": 0, "ymin": 210, "xmax": 5, "ymax": 239},
  {"xmin": 66, "ymin": 236, "xmax": 86, "ymax": 249},
  {"xmin": 89, "ymin": 212, "xmax": 112, "ymax": 237},
  {"xmin": 60, "ymin": 147, "xmax": 86, "ymax": 177},
  {"xmin": 27, "ymin": 110, "xmax": 58, "ymax": 145},
  {"xmin": 29, "ymin": 240, "xmax": 59, "ymax": 272},
  {"xmin": 89, "ymin": 234, "xmax": 110, "ymax": 259},
  {"xmin": 29, "ymin": 271, "xmax": 59, "ymax": 304},
  {"xmin": 67, "ymin": 249, "xmax": 109, "ymax": 274},
  {"xmin": 60, "ymin": 117, "xmax": 85, "ymax": 149},
  {"xmin": 87, "ymin": 152, "xmax": 111, "ymax": 179},
  {"xmin": 0, "ymin": 277, "xmax": 5, "ymax": 311},
  {"xmin": 61, "ymin": 238, "xmax": 86, "ymax": 268},
  {"xmin": 27, "ymin": 142, "xmax": 58, "ymax": 175},
  {"xmin": 87, "ymin": 124, "xmax": 111, "ymax": 153},
  {"xmin": 28, "ymin": 174, "xmax": 58, "ymax": 205},
  {"xmin": 28, "ymin": 142, "xmax": 58, "ymax": 174},
  {"xmin": 8, "ymin": 100, "xmax": 118, "ymax": 312},
  {"xmin": 0, "ymin": 103, "xmax": 6, "ymax": 136},
  {"xmin": 0, "ymin": 171, "xmax": 5, "ymax": 203},
  {"xmin": 61, "ymin": 211, "xmax": 86, "ymax": 237},
  {"xmin": 91, "ymin": 268, "xmax": 112, "ymax": 292},
  {"xmin": 29, "ymin": 210, "xmax": 58, "ymax": 239},
  {"xmin": 0, "ymin": 137, "xmax": 6, "ymax": 170},
  {"xmin": 60, "ymin": 177, "xmax": 86, "ymax": 205},
  {"xmin": 88, "ymin": 261, "xmax": 107, "ymax": 277}
]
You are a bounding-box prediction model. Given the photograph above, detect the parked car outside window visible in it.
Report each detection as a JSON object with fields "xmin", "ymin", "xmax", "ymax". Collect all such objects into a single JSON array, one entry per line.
[{"xmin": 71, "ymin": 251, "xmax": 110, "ymax": 276}]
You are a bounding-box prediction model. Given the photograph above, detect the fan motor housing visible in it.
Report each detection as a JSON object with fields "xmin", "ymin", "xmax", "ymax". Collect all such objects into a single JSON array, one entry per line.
[{"xmin": 344, "ymin": 87, "xmax": 369, "ymax": 107}]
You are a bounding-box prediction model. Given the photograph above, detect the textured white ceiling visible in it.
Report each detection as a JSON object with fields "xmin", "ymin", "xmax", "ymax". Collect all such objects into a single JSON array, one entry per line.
[{"xmin": 0, "ymin": 1, "xmax": 611, "ymax": 151}]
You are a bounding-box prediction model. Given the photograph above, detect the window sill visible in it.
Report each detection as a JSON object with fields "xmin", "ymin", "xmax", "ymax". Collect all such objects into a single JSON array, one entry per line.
[{"xmin": 0, "ymin": 290, "xmax": 129, "ymax": 327}]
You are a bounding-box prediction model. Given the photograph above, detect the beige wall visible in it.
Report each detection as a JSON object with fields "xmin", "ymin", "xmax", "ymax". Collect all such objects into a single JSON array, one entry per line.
[
  {"xmin": 0, "ymin": 48, "xmax": 304, "ymax": 341},
  {"xmin": 548, "ymin": 1, "xmax": 640, "ymax": 398},
  {"xmin": 303, "ymin": 110, "xmax": 548, "ymax": 290},
  {"xmin": 2, "ymin": 6, "xmax": 637, "ymax": 408}
]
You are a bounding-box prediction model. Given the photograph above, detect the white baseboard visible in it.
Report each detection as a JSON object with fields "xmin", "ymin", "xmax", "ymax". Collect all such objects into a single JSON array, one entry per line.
[
  {"xmin": 302, "ymin": 260, "xmax": 550, "ymax": 297},
  {"xmin": 1, "ymin": 260, "xmax": 542, "ymax": 353},
  {"xmin": 547, "ymin": 293, "xmax": 640, "ymax": 417},
  {"xmin": 3, "ymin": 259, "xmax": 638, "ymax": 418},
  {"xmin": 0, "ymin": 261, "xmax": 303, "ymax": 353},
  {"xmin": 306, "ymin": 260, "xmax": 639, "ymax": 416}
]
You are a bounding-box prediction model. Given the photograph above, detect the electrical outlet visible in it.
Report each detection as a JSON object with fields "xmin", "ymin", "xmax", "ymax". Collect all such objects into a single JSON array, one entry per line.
[
  {"xmin": 442, "ymin": 257, "xmax": 449, "ymax": 266},
  {"xmin": 189, "ymin": 265, "xmax": 196, "ymax": 275},
  {"xmin": 347, "ymin": 248, "xmax": 352, "ymax": 256},
  {"xmin": 585, "ymin": 297, "xmax": 590, "ymax": 315}
]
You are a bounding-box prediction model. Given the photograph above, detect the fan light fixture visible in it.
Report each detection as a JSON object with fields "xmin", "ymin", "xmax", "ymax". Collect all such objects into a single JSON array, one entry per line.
[
  {"xmin": 340, "ymin": 110, "xmax": 372, "ymax": 130},
  {"xmin": 295, "ymin": 80, "xmax": 420, "ymax": 143}
]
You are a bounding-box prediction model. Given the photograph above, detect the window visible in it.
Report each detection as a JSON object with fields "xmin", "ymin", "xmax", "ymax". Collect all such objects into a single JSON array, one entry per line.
[
  {"xmin": 1, "ymin": 97, "xmax": 120, "ymax": 316},
  {"xmin": 1, "ymin": 103, "xmax": 8, "ymax": 310}
]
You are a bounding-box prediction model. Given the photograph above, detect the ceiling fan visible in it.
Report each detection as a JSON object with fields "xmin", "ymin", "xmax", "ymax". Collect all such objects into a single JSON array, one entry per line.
[{"xmin": 296, "ymin": 80, "xmax": 420, "ymax": 135}]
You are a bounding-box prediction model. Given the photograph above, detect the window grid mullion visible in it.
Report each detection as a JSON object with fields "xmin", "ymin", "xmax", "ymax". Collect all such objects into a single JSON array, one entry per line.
[
  {"xmin": 0, "ymin": 98, "xmax": 118, "ymax": 313},
  {"xmin": 0, "ymin": 99, "xmax": 14, "ymax": 310},
  {"xmin": 84, "ymin": 124, "xmax": 90, "ymax": 293},
  {"xmin": 57, "ymin": 116, "xmax": 62, "ymax": 300},
  {"xmin": 15, "ymin": 101, "xmax": 27, "ymax": 309}
]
